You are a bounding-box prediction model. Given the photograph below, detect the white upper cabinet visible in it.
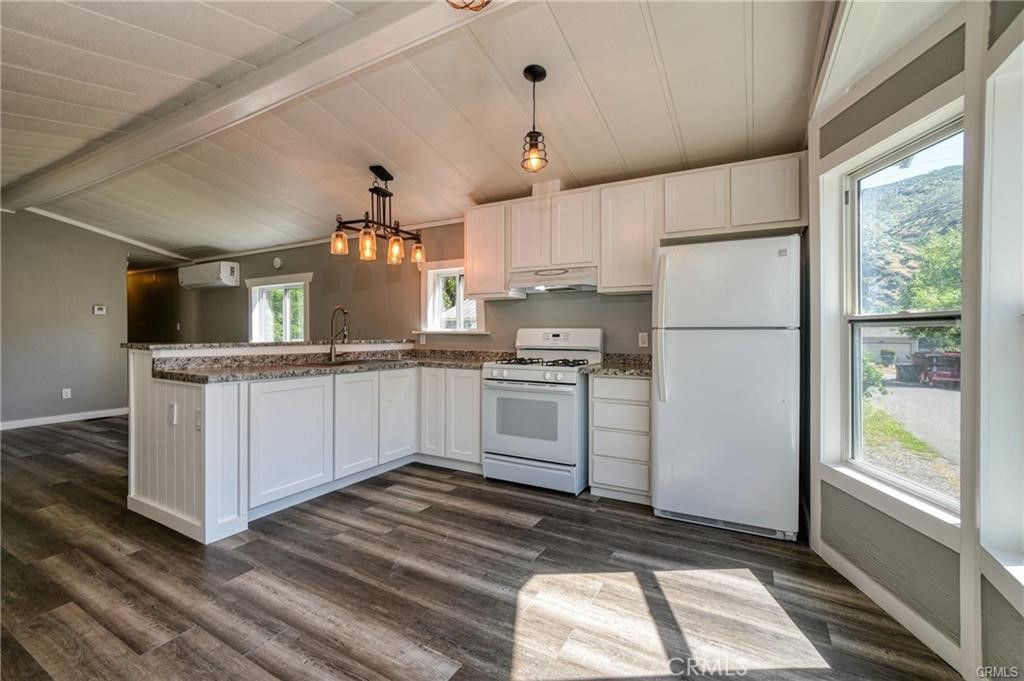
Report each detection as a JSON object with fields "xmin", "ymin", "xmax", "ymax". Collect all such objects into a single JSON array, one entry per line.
[
  {"xmin": 730, "ymin": 155, "xmax": 801, "ymax": 227},
  {"xmin": 664, "ymin": 168, "xmax": 728, "ymax": 234},
  {"xmin": 334, "ymin": 372, "xmax": 379, "ymax": 479},
  {"xmin": 550, "ymin": 190, "xmax": 596, "ymax": 266},
  {"xmin": 465, "ymin": 203, "xmax": 520, "ymax": 299},
  {"xmin": 599, "ymin": 179, "xmax": 658, "ymax": 293},
  {"xmin": 379, "ymin": 368, "xmax": 418, "ymax": 463},
  {"xmin": 509, "ymin": 198, "xmax": 551, "ymax": 270}
]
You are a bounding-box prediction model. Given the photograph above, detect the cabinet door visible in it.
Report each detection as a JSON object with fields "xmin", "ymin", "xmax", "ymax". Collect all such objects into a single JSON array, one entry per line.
[
  {"xmin": 509, "ymin": 198, "xmax": 551, "ymax": 270},
  {"xmin": 599, "ymin": 180, "xmax": 658, "ymax": 291},
  {"xmin": 445, "ymin": 369, "xmax": 480, "ymax": 463},
  {"xmin": 550, "ymin": 191, "xmax": 595, "ymax": 266},
  {"xmin": 419, "ymin": 367, "xmax": 445, "ymax": 457},
  {"xmin": 250, "ymin": 377, "xmax": 333, "ymax": 507},
  {"xmin": 379, "ymin": 368, "xmax": 418, "ymax": 463},
  {"xmin": 464, "ymin": 204, "xmax": 508, "ymax": 297},
  {"xmin": 664, "ymin": 168, "xmax": 728, "ymax": 234},
  {"xmin": 334, "ymin": 372, "xmax": 379, "ymax": 478},
  {"xmin": 730, "ymin": 156, "xmax": 800, "ymax": 226}
]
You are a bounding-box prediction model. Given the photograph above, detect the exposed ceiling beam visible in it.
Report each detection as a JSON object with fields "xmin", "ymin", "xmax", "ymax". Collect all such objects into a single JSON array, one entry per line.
[
  {"xmin": 25, "ymin": 207, "xmax": 191, "ymax": 261},
  {"xmin": 1, "ymin": 2, "xmax": 510, "ymax": 211}
]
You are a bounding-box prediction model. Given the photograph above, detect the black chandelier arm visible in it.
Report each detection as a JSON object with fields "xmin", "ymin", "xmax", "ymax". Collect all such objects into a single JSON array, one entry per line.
[{"xmin": 335, "ymin": 216, "xmax": 422, "ymax": 242}]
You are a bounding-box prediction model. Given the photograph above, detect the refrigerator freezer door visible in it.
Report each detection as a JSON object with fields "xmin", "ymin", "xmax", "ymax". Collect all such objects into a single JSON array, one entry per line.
[
  {"xmin": 654, "ymin": 235, "xmax": 800, "ymax": 329},
  {"xmin": 652, "ymin": 328, "xmax": 799, "ymax": 535}
]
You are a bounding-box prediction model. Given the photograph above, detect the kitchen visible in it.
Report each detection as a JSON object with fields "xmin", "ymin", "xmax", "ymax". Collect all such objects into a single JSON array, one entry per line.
[{"xmin": 1, "ymin": 1, "xmax": 1021, "ymax": 680}]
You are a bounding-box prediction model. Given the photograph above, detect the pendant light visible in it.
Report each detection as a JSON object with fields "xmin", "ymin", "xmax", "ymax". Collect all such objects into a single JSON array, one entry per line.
[
  {"xmin": 446, "ymin": 0, "xmax": 490, "ymax": 10},
  {"xmin": 387, "ymin": 224, "xmax": 404, "ymax": 265},
  {"xmin": 521, "ymin": 64, "xmax": 548, "ymax": 173},
  {"xmin": 411, "ymin": 240, "xmax": 426, "ymax": 264},
  {"xmin": 330, "ymin": 216, "xmax": 349, "ymax": 255},
  {"xmin": 359, "ymin": 219, "xmax": 377, "ymax": 261}
]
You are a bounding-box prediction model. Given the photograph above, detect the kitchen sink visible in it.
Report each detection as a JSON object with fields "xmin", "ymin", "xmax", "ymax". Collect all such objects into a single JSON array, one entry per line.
[{"xmin": 286, "ymin": 359, "xmax": 372, "ymax": 368}]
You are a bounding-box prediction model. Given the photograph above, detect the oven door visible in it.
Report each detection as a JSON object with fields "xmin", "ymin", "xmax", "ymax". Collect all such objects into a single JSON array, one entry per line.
[{"xmin": 482, "ymin": 380, "xmax": 579, "ymax": 465}]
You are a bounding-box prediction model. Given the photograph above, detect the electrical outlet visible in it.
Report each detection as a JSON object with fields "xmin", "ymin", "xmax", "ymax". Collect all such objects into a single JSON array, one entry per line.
[
  {"xmin": 195, "ymin": 408, "xmax": 203, "ymax": 432},
  {"xmin": 638, "ymin": 332, "xmax": 649, "ymax": 348},
  {"xmin": 419, "ymin": 333, "xmax": 426, "ymax": 345},
  {"xmin": 61, "ymin": 388, "xmax": 72, "ymax": 400},
  {"xmin": 176, "ymin": 322, "xmax": 181, "ymax": 331},
  {"xmin": 92, "ymin": 304, "xmax": 107, "ymax": 315},
  {"xmin": 168, "ymin": 402, "xmax": 178, "ymax": 426}
]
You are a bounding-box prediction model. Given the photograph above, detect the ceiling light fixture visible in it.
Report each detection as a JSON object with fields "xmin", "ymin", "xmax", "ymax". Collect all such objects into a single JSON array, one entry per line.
[
  {"xmin": 331, "ymin": 166, "xmax": 425, "ymax": 265},
  {"xmin": 521, "ymin": 64, "xmax": 548, "ymax": 173},
  {"xmin": 446, "ymin": 0, "xmax": 491, "ymax": 11}
]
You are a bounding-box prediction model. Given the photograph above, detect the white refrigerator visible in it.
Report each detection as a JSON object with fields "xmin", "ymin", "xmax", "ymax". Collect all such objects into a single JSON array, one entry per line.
[{"xmin": 652, "ymin": 234, "xmax": 800, "ymax": 540}]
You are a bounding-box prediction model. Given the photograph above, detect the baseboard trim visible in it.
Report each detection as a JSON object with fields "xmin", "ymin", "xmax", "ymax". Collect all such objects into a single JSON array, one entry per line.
[
  {"xmin": 127, "ymin": 496, "xmax": 203, "ymax": 542},
  {"xmin": 818, "ymin": 541, "xmax": 962, "ymax": 671},
  {"xmin": 1, "ymin": 407, "xmax": 129, "ymax": 431},
  {"xmin": 589, "ymin": 485, "xmax": 651, "ymax": 506}
]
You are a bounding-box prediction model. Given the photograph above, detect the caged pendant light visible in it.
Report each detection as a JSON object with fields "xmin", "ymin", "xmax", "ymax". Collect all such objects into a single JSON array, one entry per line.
[
  {"xmin": 446, "ymin": 0, "xmax": 491, "ymax": 10},
  {"xmin": 521, "ymin": 64, "xmax": 548, "ymax": 173},
  {"xmin": 330, "ymin": 166, "xmax": 425, "ymax": 265}
]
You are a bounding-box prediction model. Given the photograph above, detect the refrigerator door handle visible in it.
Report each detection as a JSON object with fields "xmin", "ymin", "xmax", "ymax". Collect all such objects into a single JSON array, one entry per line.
[
  {"xmin": 654, "ymin": 253, "xmax": 669, "ymax": 328},
  {"xmin": 655, "ymin": 329, "xmax": 668, "ymax": 402}
]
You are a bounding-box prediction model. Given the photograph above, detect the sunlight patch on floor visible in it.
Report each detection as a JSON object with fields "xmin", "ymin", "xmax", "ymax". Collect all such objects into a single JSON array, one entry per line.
[{"xmin": 510, "ymin": 569, "xmax": 829, "ymax": 680}]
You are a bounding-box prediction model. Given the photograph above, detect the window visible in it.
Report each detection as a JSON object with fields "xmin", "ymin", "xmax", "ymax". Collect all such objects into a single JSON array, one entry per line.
[
  {"xmin": 846, "ymin": 123, "xmax": 963, "ymax": 508},
  {"xmin": 418, "ymin": 259, "xmax": 484, "ymax": 334},
  {"xmin": 246, "ymin": 273, "xmax": 313, "ymax": 343}
]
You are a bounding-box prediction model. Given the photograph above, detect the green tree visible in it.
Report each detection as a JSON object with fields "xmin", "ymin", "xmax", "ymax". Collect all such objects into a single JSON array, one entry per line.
[
  {"xmin": 862, "ymin": 357, "xmax": 887, "ymax": 397},
  {"xmin": 900, "ymin": 230, "xmax": 962, "ymax": 349}
]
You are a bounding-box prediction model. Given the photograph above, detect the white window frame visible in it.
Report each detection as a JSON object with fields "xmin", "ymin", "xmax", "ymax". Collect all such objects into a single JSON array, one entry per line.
[
  {"xmin": 842, "ymin": 119, "xmax": 964, "ymax": 513},
  {"xmin": 415, "ymin": 259, "xmax": 487, "ymax": 335},
  {"xmin": 246, "ymin": 272, "xmax": 313, "ymax": 343}
]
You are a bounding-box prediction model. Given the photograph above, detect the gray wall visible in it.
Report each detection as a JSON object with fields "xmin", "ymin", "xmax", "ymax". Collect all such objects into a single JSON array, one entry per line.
[
  {"xmin": 819, "ymin": 26, "xmax": 966, "ymax": 157},
  {"xmin": 129, "ymin": 223, "xmax": 653, "ymax": 355},
  {"xmin": 990, "ymin": 0, "xmax": 1024, "ymax": 46},
  {"xmin": 1, "ymin": 211, "xmax": 131, "ymax": 422},
  {"xmin": 981, "ymin": 576, "xmax": 1024, "ymax": 669},
  {"xmin": 820, "ymin": 482, "xmax": 961, "ymax": 643}
]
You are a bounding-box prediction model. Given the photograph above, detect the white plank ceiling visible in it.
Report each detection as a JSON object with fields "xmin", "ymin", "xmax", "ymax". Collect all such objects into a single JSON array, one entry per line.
[{"xmin": 2, "ymin": 1, "xmax": 824, "ymax": 259}]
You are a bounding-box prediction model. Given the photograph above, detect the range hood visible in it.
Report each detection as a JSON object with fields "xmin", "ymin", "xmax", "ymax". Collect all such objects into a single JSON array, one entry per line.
[{"xmin": 508, "ymin": 266, "xmax": 597, "ymax": 293}]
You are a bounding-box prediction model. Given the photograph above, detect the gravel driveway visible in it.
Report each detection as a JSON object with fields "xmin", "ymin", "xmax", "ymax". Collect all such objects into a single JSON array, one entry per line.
[{"xmin": 871, "ymin": 384, "xmax": 960, "ymax": 462}]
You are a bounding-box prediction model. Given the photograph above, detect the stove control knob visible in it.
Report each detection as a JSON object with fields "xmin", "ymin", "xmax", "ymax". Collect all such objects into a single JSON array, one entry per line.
[
  {"xmin": 556, "ymin": 372, "xmax": 565, "ymax": 381},
  {"xmin": 543, "ymin": 371, "xmax": 552, "ymax": 381},
  {"xmin": 490, "ymin": 369, "xmax": 499, "ymax": 378},
  {"xmin": 502, "ymin": 369, "xmax": 510, "ymax": 378}
]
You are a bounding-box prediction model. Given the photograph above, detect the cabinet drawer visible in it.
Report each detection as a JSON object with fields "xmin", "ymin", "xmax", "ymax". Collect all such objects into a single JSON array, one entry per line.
[
  {"xmin": 592, "ymin": 429, "xmax": 649, "ymax": 462},
  {"xmin": 592, "ymin": 377, "xmax": 650, "ymax": 402},
  {"xmin": 592, "ymin": 456, "xmax": 649, "ymax": 492},
  {"xmin": 592, "ymin": 401, "xmax": 650, "ymax": 432}
]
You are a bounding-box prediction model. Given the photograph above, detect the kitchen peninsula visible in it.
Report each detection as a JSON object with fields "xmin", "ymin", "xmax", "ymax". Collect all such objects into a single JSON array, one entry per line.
[{"xmin": 124, "ymin": 340, "xmax": 510, "ymax": 543}]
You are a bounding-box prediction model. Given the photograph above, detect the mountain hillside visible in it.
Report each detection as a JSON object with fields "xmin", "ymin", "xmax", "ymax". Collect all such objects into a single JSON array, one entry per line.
[{"xmin": 859, "ymin": 164, "xmax": 963, "ymax": 314}]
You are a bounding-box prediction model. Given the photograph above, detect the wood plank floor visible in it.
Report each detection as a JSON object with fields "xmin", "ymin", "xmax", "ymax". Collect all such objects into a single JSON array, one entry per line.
[{"xmin": 2, "ymin": 416, "xmax": 961, "ymax": 680}]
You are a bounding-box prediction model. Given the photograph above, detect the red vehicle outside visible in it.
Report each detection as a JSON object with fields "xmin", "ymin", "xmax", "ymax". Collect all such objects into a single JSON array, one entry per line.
[{"xmin": 918, "ymin": 352, "xmax": 961, "ymax": 388}]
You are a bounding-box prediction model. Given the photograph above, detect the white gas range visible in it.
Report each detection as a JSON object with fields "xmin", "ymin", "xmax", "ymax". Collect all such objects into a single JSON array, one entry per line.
[{"xmin": 481, "ymin": 328, "xmax": 603, "ymax": 495}]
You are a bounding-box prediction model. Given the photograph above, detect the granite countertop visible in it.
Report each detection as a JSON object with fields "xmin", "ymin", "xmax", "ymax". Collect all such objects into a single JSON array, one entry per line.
[
  {"xmin": 152, "ymin": 357, "xmax": 497, "ymax": 384},
  {"xmin": 579, "ymin": 354, "xmax": 652, "ymax": 378},
  {"xmin": 123, "ymin": 339, "xmax": 413, "ymax": 351}
]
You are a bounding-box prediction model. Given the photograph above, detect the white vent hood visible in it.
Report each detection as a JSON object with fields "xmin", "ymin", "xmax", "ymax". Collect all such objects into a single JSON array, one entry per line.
[{"xmin": 508, "ymin": 266, "xmax": 597, "ymax": 293}]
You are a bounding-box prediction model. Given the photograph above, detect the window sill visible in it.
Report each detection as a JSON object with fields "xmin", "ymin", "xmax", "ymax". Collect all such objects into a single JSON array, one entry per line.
[
  {"xmin": 820, "ymin": 462, "xmax": 960, "ymax": 550},
  {"xmin": 412, "ymin": 329, "xmax": 490, "ymax": 336},
  {"xmin": 980, "ymin": 545, "xmax": 1024, "ymax": 610}
]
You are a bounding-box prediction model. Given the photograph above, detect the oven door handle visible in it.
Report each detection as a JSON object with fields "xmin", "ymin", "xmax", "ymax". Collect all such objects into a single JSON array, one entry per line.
[{"xmin": 482, "ymin": 380, "xmax": 578, "ymax": 394}]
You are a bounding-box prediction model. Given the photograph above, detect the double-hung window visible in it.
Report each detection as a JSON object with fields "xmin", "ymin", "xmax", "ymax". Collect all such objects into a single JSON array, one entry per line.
[
  {"xmin": 247, "ymin": 273, "xmax": 313, "ymax": 343},
  {"xmin": 418, "ymin": 259, "xmax": 483, "ymax": 333},
  {"xmin": 846, "ymin": 122, "xmax": 964, "ymax": 509}
]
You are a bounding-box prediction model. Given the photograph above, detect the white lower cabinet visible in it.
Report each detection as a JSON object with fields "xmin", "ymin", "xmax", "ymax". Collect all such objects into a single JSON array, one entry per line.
[
  {"xmin": 379, "ymin": 368, "xmax": 418, "ymax": 463},
  {"xmin": 589, "ymin": 376, "xmax": 651, "ymax": 503},
  {"xmin": 249, "ymin": 376, "xmax": 334, "ymax": 507},
  {"xmin": 445, "ymin": 369, "xmax": 481, "ymax": 462},
  {"xmin": 419, "ymin": 367, "xmax": 446, "ymax": 457},
  {"xmin": 418, "ymin": 367, "xmax": 481, "ymax": 463},
  {"xmin": 334, "ymin": 372, "xmax": 379, "ymax": 478}
]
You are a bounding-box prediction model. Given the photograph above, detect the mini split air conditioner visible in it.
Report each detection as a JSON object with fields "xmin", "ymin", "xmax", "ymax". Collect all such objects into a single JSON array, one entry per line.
[{"xmin": 178, "ymin": 261, "xmax": 240, "ymax": 289}]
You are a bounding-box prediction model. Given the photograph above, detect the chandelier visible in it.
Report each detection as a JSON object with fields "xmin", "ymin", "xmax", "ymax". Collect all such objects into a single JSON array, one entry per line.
[
  {"xmin": 446, "ymin": 0, "xmax": 491, "ymax": 10},
  {"xmin": 329, "ymin": 166, "xmax": 425, "ymax": 265}
]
